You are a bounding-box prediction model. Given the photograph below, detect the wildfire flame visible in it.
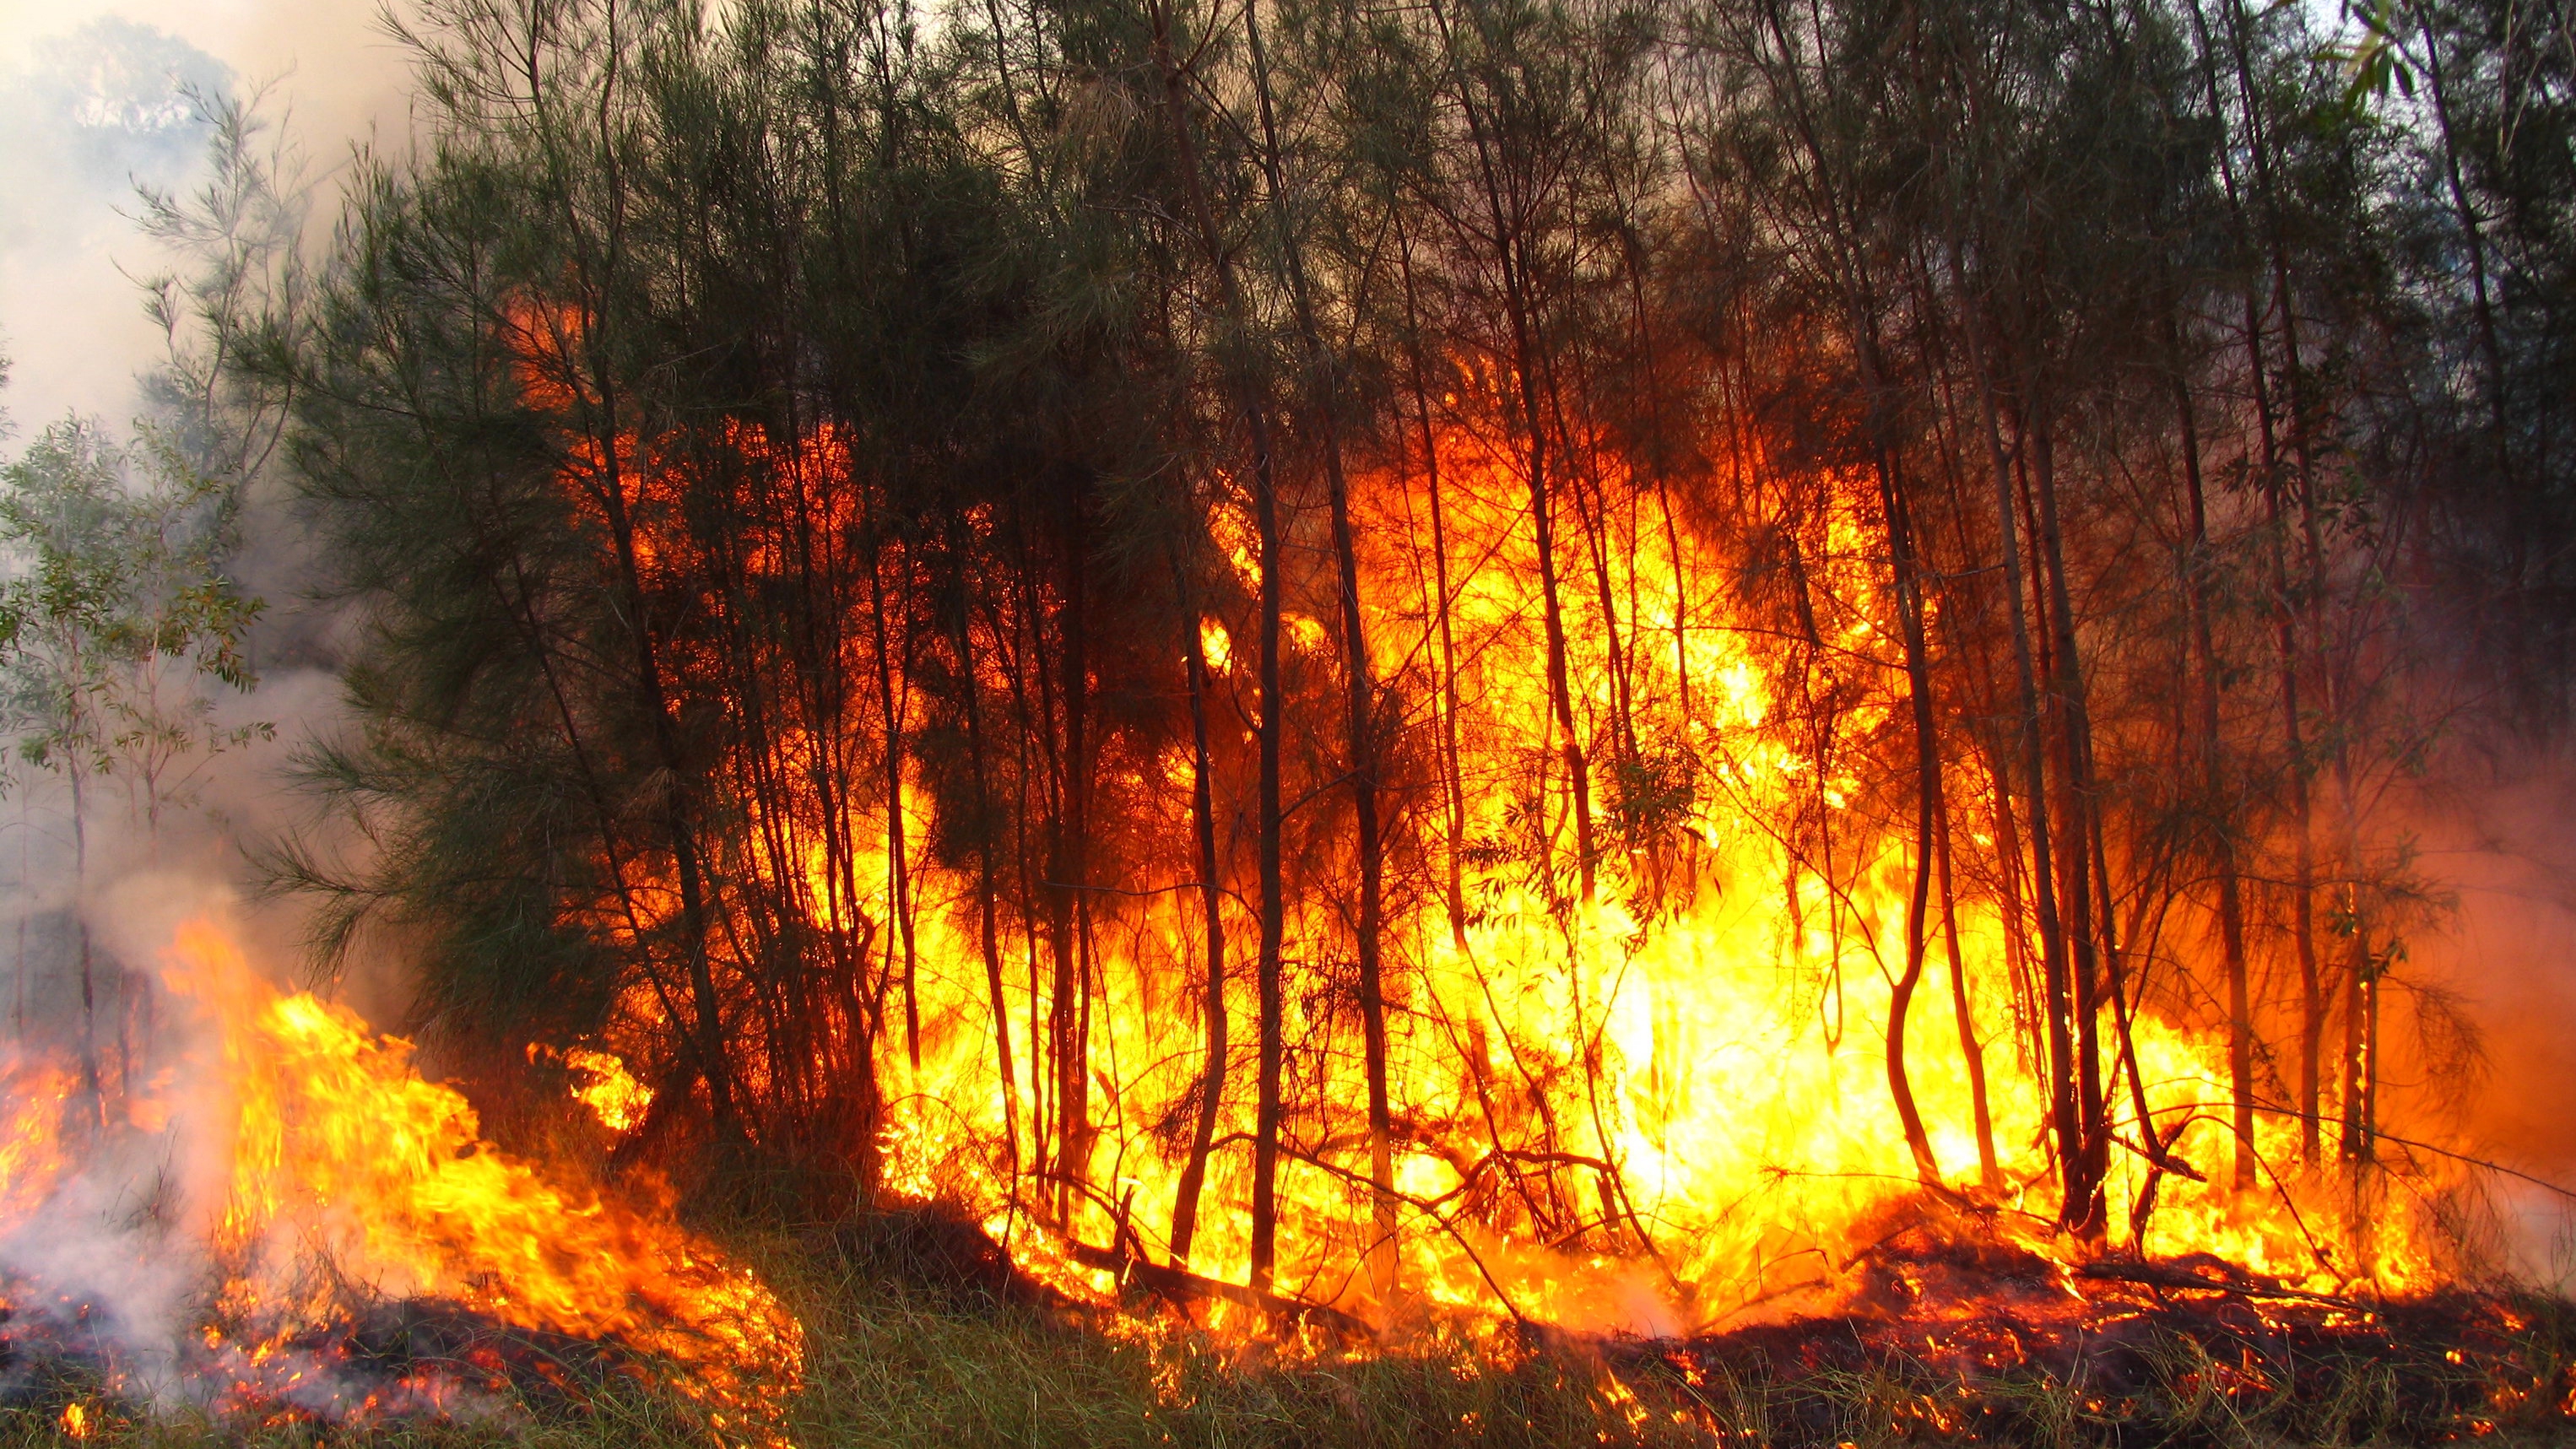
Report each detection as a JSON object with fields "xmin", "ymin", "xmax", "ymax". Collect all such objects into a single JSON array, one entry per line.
[
  {"xmin": 530, "ymin": 1043, "xmax": 657, "ymax": 1136},
  {"xmin": 836, "ymin": 419, "xmax": 2452, "ymax": 1331},
  {"xmin": 504, "ymin": 301, "xmax": 2472, "ymax": 1346},
  {"xmin": 0, "ymin": 913, "xmax": 798, "ymax": 1434},
  {"xmin": 564, "ymin": 1049, "xmax": 655, "ymax": 1134}
]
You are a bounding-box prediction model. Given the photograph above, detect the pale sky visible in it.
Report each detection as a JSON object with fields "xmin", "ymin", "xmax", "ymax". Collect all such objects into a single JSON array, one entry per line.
[{"xmin": 0, "ymin": 0, "xmax": 412, "ymax": 431}]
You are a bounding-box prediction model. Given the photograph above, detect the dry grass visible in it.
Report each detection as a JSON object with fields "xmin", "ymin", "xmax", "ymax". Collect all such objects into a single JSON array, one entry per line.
[{"xmin": 6, "ymin": 1220, "xmax": 2573, "ymax": 1448}]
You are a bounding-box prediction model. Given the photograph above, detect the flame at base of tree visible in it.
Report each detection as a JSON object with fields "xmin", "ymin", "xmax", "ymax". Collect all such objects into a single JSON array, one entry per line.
[
  {"xmin": 568, "ymin": 414, "xmax": 2471, "ymax": 1338},
  {"xmin": 862, "ymin": 843, "xmax": 2460, "ymax": 1335},
  {"xmin": 0, "ymin": 915, "xmax": 799, "ymax": 1438}
]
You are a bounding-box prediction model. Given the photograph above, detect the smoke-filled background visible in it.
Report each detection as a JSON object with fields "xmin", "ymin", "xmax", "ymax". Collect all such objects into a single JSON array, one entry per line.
[
  {"xmin": 0, "ymin": 3, "xmax": 410, "ymax": 1392},
  {"xmin": 0, "ymin": 3, "xmax": 408, "ymax": 423},
  {"xmin": 2417, "ymin": 764, "xmax": 2576, "ymax": 1289},
  {"xmin": 0, "ymin": 0, "xmax": 414, "ymax": 980}
]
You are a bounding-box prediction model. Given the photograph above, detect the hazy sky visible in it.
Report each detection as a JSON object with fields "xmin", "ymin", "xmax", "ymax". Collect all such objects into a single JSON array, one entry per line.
[{"xmin": 0, "ymin": 0, "xmax": 411, "ymax": 431}]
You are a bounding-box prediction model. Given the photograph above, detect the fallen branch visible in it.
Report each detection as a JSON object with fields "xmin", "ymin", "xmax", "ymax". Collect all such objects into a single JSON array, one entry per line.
[
  {"xmin": 2073, "ymin": 1258, "xmax": 2363, "ymax": 1311},
  {"xmin": 1058, "ymin": 1240, "xmax": 1375, "ymax": 1339}
]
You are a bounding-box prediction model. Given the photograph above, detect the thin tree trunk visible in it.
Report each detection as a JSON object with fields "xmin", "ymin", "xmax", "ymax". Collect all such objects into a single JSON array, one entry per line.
[
  {"xmin": 1964, "ymin": 310, "xmax": 2086, "ymax": 1231},
  {"xmin": 1242, "ymin": 1, "xmax": 1396, "ymax": 1291},
  {"xmin": 2169, "ymin": 335, "xmax": 2258, "ymax": 1187},
  {"xmin": 596, "ymin": 436, "xmax": 741, "ymax": 1142},
  {"xmin": 1934, "ymin": 786, "xmax": 2002, "ymax": 1188},
  {"xmin": 70, "ymin": 760, "xmax": 102, "ymax": 1133},
  {"xmin": 1429, "ymin": 0, "xmax": 1594, "ymax": 903},
  {"xmin": 2410, "ymin": 3, "xmax": 2511, "ymax": 455},
  {"xmin": 1168, "ymin": 555, "xmax": 1230, "ymax": 1268},
  {"xmin": 1881, "ymin": 457, "xmax": 1941, "ymax": 1185},
  {"xmin": 2027, "ymin": 416, "xmax": 2110, "ymax": 1238},
  {"xmin": 2197, "ymin": 0, "xmax": 2326, "ymax": 1163},
  {"xmin": 955, "ymin": 566, "xmax": 1022, "ymax": 1187},
  {"xmin": 1147, "ymin": 0, "xmax": 1288, "ymax": 1291},
  {"xmin": 535, "ymin": 21, "xmax": 746, "ymax": 1146},
  {"xmin": 1398, "ymin": 225, "xmax": 1472, "ymax": 950},
  {"xmin": 869, "ymin": 545, "xmax": 923, "ymax": 1072},
  {"xmin": 1053, "ymin": 502, "xmax": 1095, "ymax": 1219}
]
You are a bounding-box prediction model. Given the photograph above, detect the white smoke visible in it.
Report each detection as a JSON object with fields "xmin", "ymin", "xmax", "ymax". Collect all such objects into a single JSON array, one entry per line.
[
  {"xmin": 0, "ymin": 1, "xmax": 414, "ymax": 428},
  {"xmin": 0, "ymin": 877, "xmax": 376, "ymax": 1414},
  {"xmin": 2401, "ymin": 749, "xmax": 2576, "ymax": 1290},
  {"xmin": 0, "ymin": 6, "xmax": 415, "ymax": 1410},
  {"xmin": 0, "ymin": 875, "xmax": 241, "ymax": 1410}
]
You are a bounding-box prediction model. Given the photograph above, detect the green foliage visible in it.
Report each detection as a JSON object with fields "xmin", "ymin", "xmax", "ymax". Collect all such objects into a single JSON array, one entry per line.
[
  {"xmin": 2324, "ymin": 0, "xmax": 2417, "ymax": 113},
  {"xmin": 0, "ymin": 416, "xmax": 268, "ymax": 825},
  {"xmin": 133, "ymin": 84, "xmax": 310, "ymax": 491}
]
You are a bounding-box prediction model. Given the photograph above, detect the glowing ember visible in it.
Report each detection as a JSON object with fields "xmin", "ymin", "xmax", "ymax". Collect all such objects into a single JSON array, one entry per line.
[{"xmin": 531, "ymin": 1043, "xmax": 656, "ymax": 1135}]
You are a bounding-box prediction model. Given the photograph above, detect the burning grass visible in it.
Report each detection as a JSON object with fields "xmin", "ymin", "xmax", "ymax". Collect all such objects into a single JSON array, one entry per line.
[
  {"xmin": 6, "ymin": 1209, "xmax": 2573, "ymax": 1449},
  {"xmin": 0, "ymin": 913, "xmax": 798, "ymax": 1446},
  {"xmin": 0, "ymin": 889, "xmax": 2557, "ymax": 1449}
]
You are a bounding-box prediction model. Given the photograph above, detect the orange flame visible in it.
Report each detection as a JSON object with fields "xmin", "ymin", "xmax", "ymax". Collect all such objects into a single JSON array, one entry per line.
[
  {"xmin": 0, "ymin": 916, "xmax": 798, "ymax": 1435},
  {"xmin": 564, "ymin": 1048, "xmax": 654, "ymax": 1135},
  {"xmin": 499, "ymin": 305, "xmax": 2465, "ymax": 1343},
  {"xmin": 529, "ymin": 1043, "xmax": 656, "ymax": 1136},
  {"xmin": 845, "ymin": 419, "xmax": 2456, "ymax": 1333}
]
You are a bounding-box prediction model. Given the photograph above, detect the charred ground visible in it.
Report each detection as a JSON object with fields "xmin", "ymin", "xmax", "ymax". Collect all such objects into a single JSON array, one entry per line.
[{"xmin": 6, "ymin": 1207, "xmax": 2576, "ymax": 1448}]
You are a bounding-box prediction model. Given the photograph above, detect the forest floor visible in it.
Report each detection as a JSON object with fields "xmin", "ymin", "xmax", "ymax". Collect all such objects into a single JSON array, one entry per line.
[{"xmin": 7, "ymin": 1209, "xmax": 2576, "ymax": 1448}]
